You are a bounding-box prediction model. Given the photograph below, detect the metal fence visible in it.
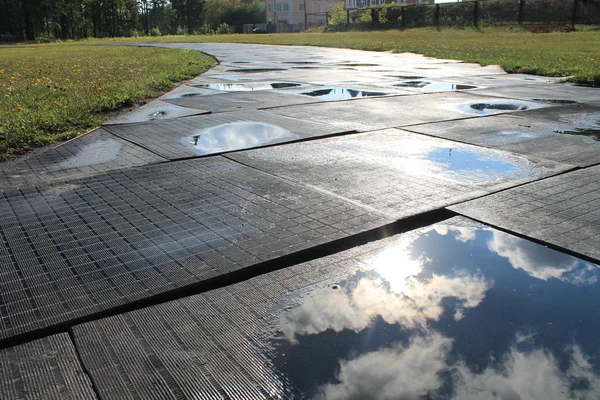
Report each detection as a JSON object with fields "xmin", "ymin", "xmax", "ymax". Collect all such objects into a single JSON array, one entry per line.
[{"xmin": 342, "ymin": 0, "xmax": 600, "ymax": 29}]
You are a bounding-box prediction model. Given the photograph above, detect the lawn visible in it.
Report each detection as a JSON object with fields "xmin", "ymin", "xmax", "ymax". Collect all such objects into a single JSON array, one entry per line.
[
  {"xmin": 96, "ymin": 27, "xmax": 600, "ymax": 86},
  {"xmin": 0, "ymin": 45, "xmax": 213, "ymax": 160}
]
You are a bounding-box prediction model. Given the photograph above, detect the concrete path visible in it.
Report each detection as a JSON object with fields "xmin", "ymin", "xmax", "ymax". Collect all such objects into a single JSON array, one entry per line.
[{"xmin": 1, "ymin": 43, "xmax": 599, "ymax": 399}]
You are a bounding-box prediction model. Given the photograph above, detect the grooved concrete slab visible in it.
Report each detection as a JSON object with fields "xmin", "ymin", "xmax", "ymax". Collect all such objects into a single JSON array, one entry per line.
[
  {"xmin": 0, "ymin": 128, "xmax": 167, "ymax": 189},
  {"xmin": 0, "ymin": 157, "xmax": 388, "ymax": 340},
  {"xmin": 407, "ymin": 102, "xmax": 600, "ymax": 166},
  {"xmin": 227, "ymin": 129, "xmax": 571, "ymax": 218},
  {"xmin": 268, "ymin": 92, "xmax": 550, "ymax": 131},
  {"xmin": 450, "ymin": 166, "xmax": 600, "ymax": 261},
  {"xmin": 163, "ymin": 90, "xmax": 319, "ymax": 112},
  {"xmin": 0, "ymin": 333, "xmax": 96, "ymax": 400},
  {"xmin": 72, "ymin": 216, "xmax": 600, "ymax": 399},
  {"xmin": 104, "ymin": 100, "xmax": 209, "ymax": 125},
  {"xmin": 103, "ymin": 111, "xmax": 352, "ymax": 159}
]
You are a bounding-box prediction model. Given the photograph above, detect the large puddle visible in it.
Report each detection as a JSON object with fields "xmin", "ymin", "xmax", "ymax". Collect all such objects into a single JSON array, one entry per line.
[
  {"xmin": 188, "ymin": 82, "xmax": 301, "ymax": 91},
  {"xmin": 301, "ymin": 88, "xmax": 389, "ymax": 101},
  {"xmin": 267, "ymin": 217, "xmax": 600, "ymax": 399},
  {"xmin": 181, "ymin": 122, "xmax": 298, "ymax": 155},
  {"xmin": 394, "ymin": 81, "xmax": 477, "ymax": 91}
]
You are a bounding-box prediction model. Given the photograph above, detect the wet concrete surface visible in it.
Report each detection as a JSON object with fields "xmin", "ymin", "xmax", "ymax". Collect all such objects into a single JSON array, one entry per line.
[
  {"xmin": 2, "ymin": 42, "xmax": 600, "ymax": 400},
  {"xmin": 73, "ymin": 216, "xmax": 600, "ymax": 399}
]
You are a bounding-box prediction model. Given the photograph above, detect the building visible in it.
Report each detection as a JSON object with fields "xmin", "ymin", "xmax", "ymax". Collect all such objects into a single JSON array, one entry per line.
[
  {"xmin": 345, "ymin": 0, "xmax": 434, "ymax": 9},
  {"xmin": 266, "ymin": 0, "xmax": 340, "ymax": 30}
]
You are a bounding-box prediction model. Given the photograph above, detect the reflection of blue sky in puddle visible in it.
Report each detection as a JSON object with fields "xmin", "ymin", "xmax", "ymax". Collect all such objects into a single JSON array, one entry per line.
[
  {"xmin": 426, "ymin": 147, "xmax": 518, "ymax": 179},
  {"xmin": 181, "ymin": 122, "xmax": 298, "ymax": 155},
  {"xmin": 270, "ymin": 218, "xmax": 600, "ymax": 399}
]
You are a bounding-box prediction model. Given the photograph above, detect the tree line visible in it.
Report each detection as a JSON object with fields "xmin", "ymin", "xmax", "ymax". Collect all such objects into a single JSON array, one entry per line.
[{"xmin": 0, "ymin": 0, "xmax": 266, "ymax": 41}]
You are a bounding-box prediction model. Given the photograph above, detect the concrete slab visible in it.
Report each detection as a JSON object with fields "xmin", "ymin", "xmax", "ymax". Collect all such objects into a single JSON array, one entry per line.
[
  {"xmin": 0, "ymin": 333, "xmax": 96, "ymax": 399},
  {"xmin": 450, "ymin": 166, "xmax": 600, "ymax": 261},
  {"xmin": 269, "ymin": 92, "xmax": 551, "ymax": 132},
  {"xmin": 407, "ymin": 102, "xmax": 600, "ymax": 166},
  {"xmin": 472, "ymin": 83, "xmax": 600, "ymax": 103},
  {"xmin": 227, "ymin": 129, "xmax": 571, "ymax": 218},
  {"xmin": 103, "ymin": 110, "xmax": 354, "ymax": 159},
  {"xmin": 72, "ymin": 216, "xmax": 600, "ymax": 399},
  {"xmin": 163, "ymin": 89, "xmax": 320, "ymax": 112},
  {"xmin": 0, "ymin": 157, "xmax": 389, "ymax": 340},
  {"xmin": 0, "ymin": 128, "xmax": 167, "ymax": 189}
]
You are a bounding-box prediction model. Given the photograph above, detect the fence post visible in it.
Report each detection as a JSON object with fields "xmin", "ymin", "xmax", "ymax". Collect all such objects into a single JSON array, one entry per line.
[
  {"xmin": 473, "ymin": 0, "xmax": 479, "ymax": 27},
  {"xmin": 326, "ymin": 12, "xmax": 329, "ymax": 25},
  {"xmin": 571, "ymin": 0, "xmax": 580, "ymax": 29},
  {"xmin": 401, "ymin": 6, "xmax": 406, "ymax": 29},
  {"xmin": 518, "ymin": 0, "xmax": 525, "ymax": 25},
  {"xmin": 346, "ymin": 9, "xmax": 350, "ymax": 26},
  {"xmin": 435, "ymin": 4, "xmax": 440, "ymax": 29}
]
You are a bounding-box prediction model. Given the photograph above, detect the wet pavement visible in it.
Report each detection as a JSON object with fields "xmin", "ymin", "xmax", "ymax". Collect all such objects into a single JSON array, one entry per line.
[{"xmin": 1, "ymin": 43, "xmax": 600, "ymax": 400}]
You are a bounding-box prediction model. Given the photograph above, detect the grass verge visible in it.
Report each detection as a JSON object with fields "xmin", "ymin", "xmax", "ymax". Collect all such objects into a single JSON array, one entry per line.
[
  {"xmin": 0, "ymin": 45, "xmax": 213, "ymax": 160},
  {"xmin": 93, "ymin": 27, "xmax": 600, "ymax": 86}
]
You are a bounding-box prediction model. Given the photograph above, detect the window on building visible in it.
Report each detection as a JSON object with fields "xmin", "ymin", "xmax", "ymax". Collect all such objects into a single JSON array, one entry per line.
[
  {"xmin": 299, "ymin": 2, "xmax": 304, "ymax": 10},
  {"xmin": 283, "ymin": 2, "xmax": 289, "ymax": 11},
  {"xmin": 317, "ymin": 4, "xmax": 321, "ymax": 11},
  {"xmin": 276, "ymin": 3, "xmax": 282, "ymax": 11},
  {"xmin": 347, "ymin": 0, "xmax": 356, "ymax": 7},
  {"xmin": 370, "ymin": 0, "xmax": 376, "ymax": 5},
  {"xmin": 361, "ymin": 0, "xmax": 366, "ymax": 6},
  {"xmin": 268, "ymin": 3, "xmax": 272, "ymax": 12},
  {"xmin": 379, "ymin": 0, "xmax": 384, "ymax": 4}
]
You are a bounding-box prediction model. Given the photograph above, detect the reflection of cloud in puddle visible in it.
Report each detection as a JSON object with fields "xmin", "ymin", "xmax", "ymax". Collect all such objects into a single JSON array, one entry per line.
[
  {"xmin": 280, "ymin": 255, "xmax": 489, "ymax": 341},
  {"xmin": 454, "ymin": 344, "xmax": 600, "ymax": 400},
  {"xmin": 48, "ymin": 140, "xmax": 122, "ymax": 171},
  {"xmin": 428, "ymin": 224, "xmax": 479, "ymax": 243},
  {"xmin": 182, "ymin": 122, "xmax": 297, "ymax": 155},
  {"xmin": 315, "ymin": 330, "xmax": 600, "ymax": 400},
  {"xmin": 316, "ymin": 333, "xmax": 452, "ymax": 400},
  {"xmin": 488, "ymin": 230, "xmax": 599, "ymax": 284}
]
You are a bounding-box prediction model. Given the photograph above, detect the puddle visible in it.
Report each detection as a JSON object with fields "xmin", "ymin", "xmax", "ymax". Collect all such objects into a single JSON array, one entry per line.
[
  {"xmin": 555, "ymin": 128, "xmax": 600, "ymax": 141},
  {"xmin": 282, "ymin": 61, "xmax": 318, "ymax": 65},
  {"xmin": 188, "ymin": 82, "xmax": 301, "ymax": 91},
  {"xmin": 267, "ymin": 217, "xmax": 600, "ymax": 399},
  {"xmin": 339, "ymin": 63, "xmax": 379, "ymax": 67},
  {"xmin": 301, "ymin": 88, "xmax": 389, "ymax": 101},
  {"xmin": 174, "ymin": 92, "xmax": 206, "ymax": 98},
  {"xmin": 48, "ymin": 140, "xmax": 123, "ymax": 171},
  {"xmin": 386, "ymin": 75, "xmax": 426, "ymax": 80},
  {"xmin": 290, "ymin": 66, "xmax": 324, "ymax": 69},
  {"xmin": 394, "ymin": 81, "xmax": 477, "ymax": 90},
  {"xmin": 449, "ymin": 100, "xmax": 540, "ymax": 116},
  {"xmin": 181, "ymin": 122, "xmax": 298, "ymax": 155},
  {"xmin": 532, "ymin": 99, "xmax": 578, "ymax": 104},
  {"xmin": 227, "ymin": 68, "xmax": 287, "ymax": 73}
]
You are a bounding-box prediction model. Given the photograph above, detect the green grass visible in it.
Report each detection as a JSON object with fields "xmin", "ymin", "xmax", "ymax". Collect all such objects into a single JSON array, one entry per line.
[
  {"xmin": 0, "ymin": 45, "xmax": 213, "ymax": 160},
  {"xmin": 94, "ymin": 27, "xmax": 600, "ymax": 86}
]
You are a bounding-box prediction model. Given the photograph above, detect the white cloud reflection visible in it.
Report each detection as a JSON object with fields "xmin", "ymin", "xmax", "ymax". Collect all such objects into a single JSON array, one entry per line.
[
  {"xmin": 488, "ymin": 230, "xmax": 599, "ymax": 285},
  {"xmin": 313, "ymin": 331, "xmax": 600, "ymax": 400},
  {"xmin": 280, "ymin": 243, "xmax": 489, "ymax": 342},
  {"xmin": 316, "ymin": 333, "xmax": 452, "ymax": 400}
]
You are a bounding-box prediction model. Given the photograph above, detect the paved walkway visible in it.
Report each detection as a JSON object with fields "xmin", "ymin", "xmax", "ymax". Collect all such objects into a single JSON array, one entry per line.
[{"xmin": 1, "ymin": 43, "xmax": 599, "ymax": 399}]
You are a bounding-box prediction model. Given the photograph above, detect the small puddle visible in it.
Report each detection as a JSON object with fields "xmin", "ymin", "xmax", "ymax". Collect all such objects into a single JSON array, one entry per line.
[
  {"xmin": 188, "ymin": 82, "xmax": 301, "ymax": 91},
  {"xmin": 339, "ymin": 63, "xmax": 379, "ymax": 67},
  {"xmin": 386, "ymin": 75, "xmax": 426, "ymax": 80},
  {"xmin": 149, "ymin": 111, "xmax": 167, "ymax": 120},
  {"xmin": 450, "ymin": 100, "xmax": 540, "ymax": 115},
  {"xmin": 555, "ymin": 128, "xmax": 600, "ymax": 141},
  {"xmin": 175, "ymin": 92, "xmax": 206, "ymax": 98},
  {"xmin": 181, "ymin": 122, "xmax": 298, "ymax": 155},
  {"xmin": 426, "ymin": 147, "xmax": 519, "ymax": 182},
  {"xmin": 301, "ymin": 88, "xmax": 389, "ymax": 101},
  {"xmin": 532, "ymin": 99, "xmax": 578, "ymax": 104},
  {"xmin": 267, "ymin": 217, "xmax": 600, "ymax": 399},
  {"xmin": 227, "ymin": 68, "xmax": 287, "ymax": 73},
  {"xmin": 282, "ymin": 61, "xmax": 318, "ymax": 64},
  {"xmin": 394, "ymin": 81, "xmax": 477, "ymax": 90}
]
